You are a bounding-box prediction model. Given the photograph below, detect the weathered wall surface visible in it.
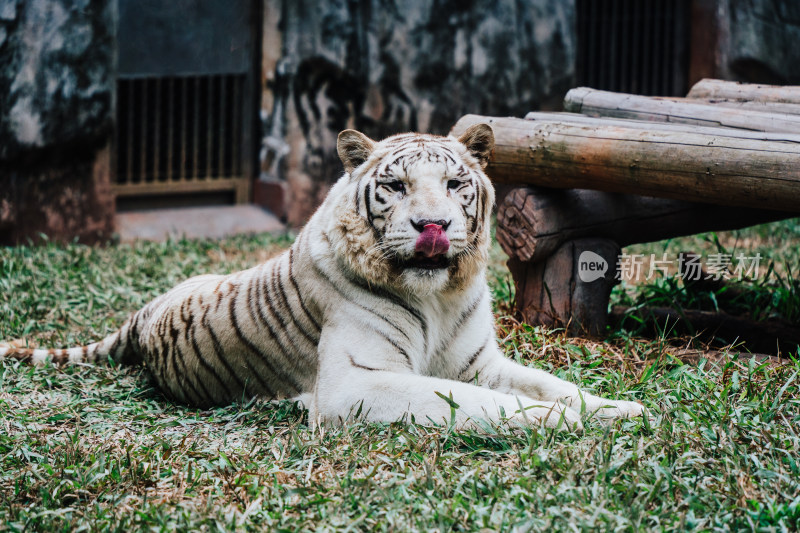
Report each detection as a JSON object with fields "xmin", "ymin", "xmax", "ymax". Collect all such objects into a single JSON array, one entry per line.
[
  {"xmin": 261, "ymin": 0, "xmax": 577, "ymax": 226},
  {"xmin": 0, "ymin": 0, "xmax": 115, "ymax": 244},
  {"xmin": 4, "ymin": 0, "xmax": 795, "ymax": 241},
  {"xmin": 717, "ymin": 0, "xmax": 800, "ymax": 84}
]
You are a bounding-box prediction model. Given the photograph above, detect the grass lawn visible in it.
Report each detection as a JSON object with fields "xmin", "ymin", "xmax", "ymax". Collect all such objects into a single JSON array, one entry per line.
[{"xmin": 1, "ymin": 224, "xmax": 800, "ymax": 531}]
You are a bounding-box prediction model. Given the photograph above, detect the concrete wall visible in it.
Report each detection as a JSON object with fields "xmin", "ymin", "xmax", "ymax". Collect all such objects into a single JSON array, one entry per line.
[
  {"xmin": 258, "ymin": 0, "xmax": 800, "ymax": 228},
  {"xmin": 0, "ymin": 0, "xmax": 115, "ymax": 244},
  {"xmin": 1, "ymin": 0, "xmax": 798, "ymax": 241},
  {"xmin": 260, "ymin": 0, "xmax": 577, "ymax": 226},
  {"xmin": 717, "ymin": 0, "xmax": 800, "ymax": 84}
]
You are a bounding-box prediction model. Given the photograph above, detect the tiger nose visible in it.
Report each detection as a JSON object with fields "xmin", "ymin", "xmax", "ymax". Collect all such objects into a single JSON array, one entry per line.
[{"xmin": 411, "ymin": 219, "xmax": 451, "ymax": 232}]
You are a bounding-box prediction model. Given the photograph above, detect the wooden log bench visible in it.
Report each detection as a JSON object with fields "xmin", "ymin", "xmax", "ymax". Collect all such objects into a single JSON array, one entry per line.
[{"xmin": 450, "ymin": 79, "xmax": 800, "ymax": 348}]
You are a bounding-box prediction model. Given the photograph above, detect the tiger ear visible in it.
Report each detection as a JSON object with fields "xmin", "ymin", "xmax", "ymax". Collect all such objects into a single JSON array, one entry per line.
[
  {"xmin": 457, "ymin": 124, "xmax": 494, "ymax": 168},
  {"xmin": 337, "ymin": 129, "xmax": 375, "ymax": 173}
]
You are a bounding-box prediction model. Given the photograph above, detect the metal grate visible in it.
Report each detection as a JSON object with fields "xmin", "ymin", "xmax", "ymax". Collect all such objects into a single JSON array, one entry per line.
[
  {"xmin": 576, "ymin": 0, "xmax": 691, "ymax": 96},
  {"xmin": 114, "ymin": 74, "xmax": 249, "ymax": 203}
]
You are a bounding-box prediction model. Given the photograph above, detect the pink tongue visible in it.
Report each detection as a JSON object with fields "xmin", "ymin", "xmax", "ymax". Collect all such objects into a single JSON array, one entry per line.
[{"xmin": 415, "ymin": 224, "xmax": 450, "ymax": 258}]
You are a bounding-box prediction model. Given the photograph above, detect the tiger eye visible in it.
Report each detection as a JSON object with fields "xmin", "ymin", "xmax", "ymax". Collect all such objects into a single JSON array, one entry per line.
[{"xmin": 386, "ymin": 181, "xmax": 405, "ymax": 193}]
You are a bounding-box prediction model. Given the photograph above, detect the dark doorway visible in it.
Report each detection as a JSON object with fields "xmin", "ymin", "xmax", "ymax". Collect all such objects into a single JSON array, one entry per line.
[
  {"xmin": 114, "ymin": 0, "xmax": 261, "ymax": 210},
  {"xmin": 576, "ymin": 0, "xmax": 691, "ymax": 96}
]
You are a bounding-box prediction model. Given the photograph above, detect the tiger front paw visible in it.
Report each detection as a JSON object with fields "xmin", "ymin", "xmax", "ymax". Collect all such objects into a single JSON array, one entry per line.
[{"xmin": 591, "ymin": 399, "xmax": 647, "ymax": 421}]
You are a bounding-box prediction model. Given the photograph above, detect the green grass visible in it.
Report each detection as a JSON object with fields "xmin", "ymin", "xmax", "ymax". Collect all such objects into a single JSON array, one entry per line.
[
  {"xmin": 612, "ymin": 219, "xmax": 800, "ymax": 331},
  {"xmin": 2, "ymin": 229, "xmax": 800, "ymax": 531}
]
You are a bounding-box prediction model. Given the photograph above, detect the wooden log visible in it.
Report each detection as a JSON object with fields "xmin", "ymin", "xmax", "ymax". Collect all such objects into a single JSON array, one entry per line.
[
  {"xmin": 563, "ymin": 87, "xmax": 800, "ymax": 133},
  {"xmin": 524, "ymin": 111, "xmax": 800, "ymax": 140},
  {"xmin": 497, "ymin": 188, "xmax": 793, "ymax": 264},
  {"xmin": 508, "ymin": 239, "xmax": 619, "ymax": 336},
  {"xmin": 450, "ymin": 114, "xmax": 800, "ymax": 213},
  {"xmin": 687, "ymin": 78, "xmax": 800, "ymax": 104},
  {"xmin": 669, "ymin": 97, "xmax": 800, "ymax": 117}
]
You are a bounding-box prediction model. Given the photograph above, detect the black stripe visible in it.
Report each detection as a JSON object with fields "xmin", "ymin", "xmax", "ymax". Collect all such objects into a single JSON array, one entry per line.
[
  {"xmin": 251, "ymin": 272, "xmax": 304, "ymax": 375},
  {"xmin": 159, "ymin": 313, "xmax": 173, "ymax": 368},
  {"xmin": 124, "ymin": 312, "xmax": 140, "ymax": 361},
  {"xmin": 261, "ymin": 266, "xmax": 317, "ymax": 371},
  {"xmin": 131, "ymin": 309, "xmax": 146, "ymax": 349},
  {"xmin": 106, "ymin": 330, "xmax": 122, "ymax": 362},
  {"xmin": 472, "ymin": 178, "xmax": 482, "ymax": 234},
  {"xmin": 167, "ymin": 313, "xmax": 182, "ymax": 387},
  {"xmin": 365, "ymin": 322, "xmax": 413, "ymax": 368},
  {"xmin": 288, "ymin": 247, "xmax": 322, "ymax": 331},
  {"xmin": 432, "ymin": 293, "xmax": 484, "ymax": 360},
  {"xmin": 365, "ymin": 182, "xmax": 375, "ymax": 227},
  {"xmin": 234, "ymin": 282, "xmax": 302, "ymax": 394},
  {"xmin": 182, "ymin": 297, "xmax": 233, "ymax": 403},
  {"xmin": 211, "ymin": 286, "xmax": 275, "ymax": 396},
  {"xmin": 179, "ymin": 327, "xmax": 220, "ymax": 407},
  {"xmin": 258, "ymin": 268, "xmax": 290, "ymax": 336},
  {"xmin": 214, "ymin": 287, "xmax": 226, "ymax": 312},
  {"xmin": 311, "ymin": 261, "xmax": 415, "ymax": 346},
  {"xmin": 165, "ymin": 313, "xmax": 182, "ymax": 396},
  {"xmin": 125, "ymin": 315, "xmax": 136, "ymax": 350},
  {"xmin": 341, "ymin": 268, "xmax": 426, "ymax": 351},
  {"xmin": 168, "ymin": 312, "xmax": 207, "ymax": 406},
  {"xmin": 340, "ymin": 266, "xmax": 423, "ymax": 324},
  {"xmin": 186, "ymin": 322, "xmax": 231, "ymax": 405},
  {"xmin": 348, "ymin": 353, "xmax": 382, "ymax": 372},
  {"xmin": 142, "ymin": 340, "xmax": 172, "ymax": 396},
  {"xmin": 459, "ymin": 336, "xmax": 491, "ymax": 380},
  {"xmin": 478, "ymin": 179, "xmax": 488, "ymax": 232},
  {"xmin": 267, "ymin": 263, "xmax": 310, "ymax": 350},
  {"xmin": 220, "ymin": 288, "xmax": 278, "ymax": 397},
  {"xmin": 52, "ymin": 349, "xmax": 67, "ymax": 365},
  {"xmin": 175, "ymin": 341, "xmax": 212, "ymax": 407},
  {"xmin": 273, "ymin": 259, "xmax": 320, "ymax": 348},
  {"xmin": 179, "ymin": 298, "xmax": 189, "ymax": 324},
  {"xmin": 150, "ymin": 314, "xmax": 165, "ymax": 372},
  {"xmin": 9, "ymin": 349, "xmax": 32, "ymax": 363},
  {"xmin": 202, "ymin": 308, "xmax": 251, "ymax": 394}
]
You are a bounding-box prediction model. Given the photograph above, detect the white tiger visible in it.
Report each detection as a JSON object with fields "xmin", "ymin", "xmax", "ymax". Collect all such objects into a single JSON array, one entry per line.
[{"xmin": 0, "ymin": 124, "xmax": 644, "ymax": 430}]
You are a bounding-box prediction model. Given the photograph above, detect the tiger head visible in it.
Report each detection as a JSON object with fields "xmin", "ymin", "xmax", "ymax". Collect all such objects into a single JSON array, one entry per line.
[{"xmin": 326, "ymin": 124, "xmax": 495, "ymax": 296}]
